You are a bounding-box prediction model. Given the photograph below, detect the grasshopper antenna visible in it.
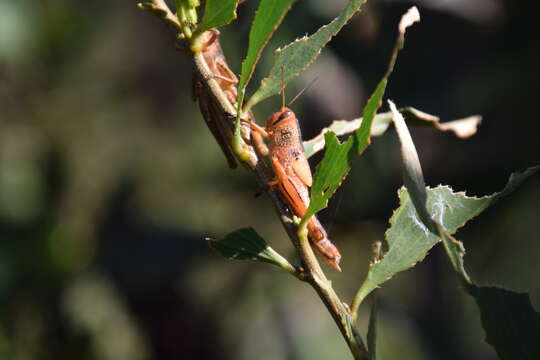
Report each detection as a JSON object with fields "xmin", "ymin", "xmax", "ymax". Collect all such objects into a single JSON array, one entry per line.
[
  {"xmin": 288, "ymin": 77, "xmax": 319, "ymax": 106},
  {"xmin": 280, "ymin": 67, "xmax": 286, "ymax": 109}
]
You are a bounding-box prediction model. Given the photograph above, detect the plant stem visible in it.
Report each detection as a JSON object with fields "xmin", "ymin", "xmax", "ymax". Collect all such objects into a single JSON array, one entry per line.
[
  {"xmin": 139, "ymin": 5, "xmax": 370, "ymax": 359},
  {"xmin": 351, "ymin": 289, "xmax": 367, "ymax": 322},
  {"xmin": 296, "ymin": 227, "xmax": 369, "ymax": 359}
]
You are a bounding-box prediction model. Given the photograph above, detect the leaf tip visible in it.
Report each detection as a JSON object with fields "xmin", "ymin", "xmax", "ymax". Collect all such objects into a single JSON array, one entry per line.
[{"xmin": 399, "ymin": 7, "xmax": 421, "ymax": 34}]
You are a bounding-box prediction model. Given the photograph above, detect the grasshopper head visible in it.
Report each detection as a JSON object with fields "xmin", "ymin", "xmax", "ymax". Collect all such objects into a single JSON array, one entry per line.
[{"xmin": 267, "ymin": 107, "xmax": 295, "ymax": 130}]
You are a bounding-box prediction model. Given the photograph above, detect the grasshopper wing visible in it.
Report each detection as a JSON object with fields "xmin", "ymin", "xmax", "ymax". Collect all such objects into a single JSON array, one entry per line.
[{"xmin": 290, "ymin": 148, "xmax": 313, "ymax": 187}]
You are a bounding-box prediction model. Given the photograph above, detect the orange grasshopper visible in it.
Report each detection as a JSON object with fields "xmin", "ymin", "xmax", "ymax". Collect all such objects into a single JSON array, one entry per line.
[
  {"xmin": 193, "ymin": 31, "xmax": 341, "ymax": 270},
  {"xmin": 192, "ymin": 29, "xmax": 240, "ymax": 169},
  {"xmin": 246, "ymin": 107, "xmax": 343, "ymax": 271},
  {"xmin": 197, "ymin": 29, "xmax": 238, "ymax": 104}
]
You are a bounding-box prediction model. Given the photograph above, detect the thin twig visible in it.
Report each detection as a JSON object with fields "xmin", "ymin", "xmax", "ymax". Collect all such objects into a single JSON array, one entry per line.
[{"xmin": 138, "ymin": 0, "xmax": 182, "ymax": 31}]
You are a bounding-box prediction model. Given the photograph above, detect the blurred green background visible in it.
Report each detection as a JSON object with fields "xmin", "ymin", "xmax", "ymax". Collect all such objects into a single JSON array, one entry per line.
[{"xmin": 1, "ymin": 0, "xmax": 539, "ymax": 359}]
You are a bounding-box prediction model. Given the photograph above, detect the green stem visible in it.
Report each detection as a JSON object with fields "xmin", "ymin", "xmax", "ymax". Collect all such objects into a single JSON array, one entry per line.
[
  {"xmin": 231, "ymin": 117, "xmax": 252, "ymax": 163},
  {"xmin": 351, "ymin": 288, "xmax": 368, "ymax": 322},
  {"xmin": 267, "ymin": 247, "xmax": 306, "ymax": 281},
  {"xmin": 296, "ymin": 224, "xmax": 369, "ymax": 360}
]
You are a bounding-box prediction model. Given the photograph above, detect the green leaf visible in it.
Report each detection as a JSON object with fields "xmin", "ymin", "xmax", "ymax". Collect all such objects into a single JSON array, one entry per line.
[
  {"xmin": 303, "ymin": 132, "xmax": 355, "ymax": 220},
  {"xmin": 300, "ymin": 83, "xmax": 376, "ymax": 223},
  {"xmin": 193, "ymin": 0, "xmax": 239, "ymax": 36},
  {"xmin": 300, "ymin": 8, "xmax": 420, "ymax": 224},
  {"xmin": 387, "ymin": 60, "xmax": 540, "ymax": 359},
  {"xmin": 438, "ymin": 228, "xmax": 470, "ymax": 282},
  {"xmin": 364, "ymin": 104, "xmax": 540, "ymax": 307},
  {"xmin": 466, "ymin": 284, "xmax": 540, "ymax": 360},
  {"xmin": 438, "ymin": 166, "xmax": 540, "ymax": 283},
  {"xmin": 237, "ymin": 0, "xmax": 295, "ymax": 109},
  {"xmin": 207, "ymin": 227, "xmax": 297, "ymax": 273},
  {"xmin": 355, "ymin": 7, "xmax": 420, "ymax": 155},
  {"xmin": 355, "ymin": 79, "xmax": 387, "ymax": 155},
  {"xmin": 442, "ymin": 216, "xmax": 540, "ymax": 360},
  {"xmin": 245, "ymin": 0, "xmax": 369, "ymax": 110},
  {"xmin": 303, "ymin": 107, "xmax": 481, "ymax": 159},
  {"xmin": 354, "ymin": 167, "xmax": 539, "ymax": 306},
  {"xmin": 389, "ymin": 101, "xmax": 540, "ymax": 358},
  {"xmin": 437, "ymin": 167, "xmax": 540, "ymax": 360}
]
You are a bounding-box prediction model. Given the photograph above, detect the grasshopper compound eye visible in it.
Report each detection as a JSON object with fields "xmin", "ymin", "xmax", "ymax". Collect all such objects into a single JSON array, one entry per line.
[{"xmin": 273, "ymin": 110, "xmax": 293, "ymax": 125}]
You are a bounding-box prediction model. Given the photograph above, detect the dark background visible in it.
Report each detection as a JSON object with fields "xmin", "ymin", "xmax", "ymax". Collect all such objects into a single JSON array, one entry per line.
[{"xmin": 1, "ymin": 0, "xmax": 539, "ymax": 359}]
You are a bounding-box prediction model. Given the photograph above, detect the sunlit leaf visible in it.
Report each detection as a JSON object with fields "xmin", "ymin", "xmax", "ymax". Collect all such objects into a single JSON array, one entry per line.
[
  {"xmin": 303, "ymin": 132, "xmax": 355, "ymax": 220},
  {"xmin": 361, "ymin": 103, "xmax": 540, "ymax": 307},
  {"xmin": 389, "ymin": 101, "xmax": 540, "ymax": 358},
  {"xmin": 303, "ymin": 108, "xmax": 481, "ymax": 159},
  {"xmin": 354, "ymin": 167, "xmax": 539, "ymax": 306},
  {"xmin": 245, "ymin": 0, "xmax": 369, "ymax": 110},
  {"xmin": 193, "ymin": 0, "xmax": 239, "ymax": 36},
  {"xmin": 402, "ymin": 108, "xmax": 482, "ymax": 138},
  {"xmin": 304, "ymin": 107, "xmax": 482, "ymax": 158},
  {"xmin": 237, "ymin": 0, "xmax": 295, "ymax": 109},
  {"xmin": 437, "ymin": 166, "xmax": 540, "ymax": 283},
  {"xmin": 354, "ymin": 80, "xmax": 386, "ymax": 155}
]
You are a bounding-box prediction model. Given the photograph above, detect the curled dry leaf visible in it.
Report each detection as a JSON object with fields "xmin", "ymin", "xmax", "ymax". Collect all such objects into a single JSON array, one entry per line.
[
  {"xmin": 436, "ymin": 116, "xmax": 482, "ymax": 138},
  {"xmin": 398, "ymin": 6, "xmax": 421, "ymax": 34},
  {"xmin": 303, "ymin": 108, "xmax": 481, "ymax": 158}
]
